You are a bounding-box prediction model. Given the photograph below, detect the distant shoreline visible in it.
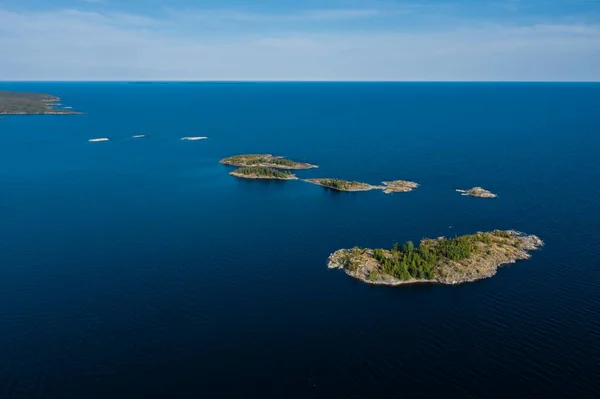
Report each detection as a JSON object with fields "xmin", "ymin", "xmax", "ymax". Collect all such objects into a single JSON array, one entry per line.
[
  {"xmin": 0, "ymin": 91, "xmax": 81, "ymax": 115},
  {"xmin": 0, "ymin": 111, "xmax": 82, "ymax": 115}
]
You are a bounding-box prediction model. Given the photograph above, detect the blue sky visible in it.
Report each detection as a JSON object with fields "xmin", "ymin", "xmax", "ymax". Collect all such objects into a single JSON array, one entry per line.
[{"xmin": 0, "ymin": 0, "xmax": 599, "ymax": 80}]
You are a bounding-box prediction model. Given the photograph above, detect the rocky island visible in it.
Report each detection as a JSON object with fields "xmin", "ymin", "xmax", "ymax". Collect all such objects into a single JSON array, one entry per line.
[
  {"xmin": 457, "ymin": 187, "xmax": 497, "ymax": 198},
  {"xmin": 328, "ymin": 230, "xmax": 543, "ymax": 286},
  {"xmin": 0, "ymin": 91, "xmax": 79, "ymax": 115},
  {"xmin": 221, "ymin": 154, "xmax": 317, "ymax": 170},
  {"xmin": 305, "ymin": 178, "xmax": 381, "ymax": 192},
  {"xmin": 230, "ymin": 166, "xmax": 297, "ymax": 180},
  {"xmin": 382, "ymin": 180, "xmax": 419, "ymax": 194}
]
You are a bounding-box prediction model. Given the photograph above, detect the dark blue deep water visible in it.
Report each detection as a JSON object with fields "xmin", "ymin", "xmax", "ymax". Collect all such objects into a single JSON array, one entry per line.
[{"xmin": 0, "ymin": 82, "xmax": 599, "ymax": 398}]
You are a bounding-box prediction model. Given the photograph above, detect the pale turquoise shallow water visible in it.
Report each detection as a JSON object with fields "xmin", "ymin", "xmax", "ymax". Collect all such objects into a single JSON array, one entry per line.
[{"xmin": 0, "ymin": 82, "xmax": 599, "ymax": 398}]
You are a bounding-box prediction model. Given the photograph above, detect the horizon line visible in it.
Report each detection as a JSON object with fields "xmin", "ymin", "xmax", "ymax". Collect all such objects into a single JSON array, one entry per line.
[{"xmin": 1, "ymin": 80, "xmax": 600, "ymax": 84}]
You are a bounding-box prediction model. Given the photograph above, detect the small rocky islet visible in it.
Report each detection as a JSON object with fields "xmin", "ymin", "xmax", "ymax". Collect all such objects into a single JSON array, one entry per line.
[
  {"xmin": 304, "ymin": 178, "xmax": 380, "ymax": 192},
  {"xmin": 328, "ymin": 230, "xmax": 543, "ymax": 286},
  {"xmin": 304, "ymin": 178, "xmax": 420, "ymax": 193},
  {"xmin": 220, "ymin": 154, "xmax": 317, "ymax": 170},
  {"xmin": 382, "ymin": 180, "xmax": 420, "ymax": 193},
  {"xmin": 229, "ymin": 166, "xmax": 297, "ymax": 180},
  {"xmin": 221, "ymin": 155, "xmax": 422, "ymax": 190},
  {"xmin": 221, "ymin": 154, "xmax": 315, "ymax": 181},
  {"xmin": 457, "ymin": 187, "xmax": 497, "ymax": 198}
]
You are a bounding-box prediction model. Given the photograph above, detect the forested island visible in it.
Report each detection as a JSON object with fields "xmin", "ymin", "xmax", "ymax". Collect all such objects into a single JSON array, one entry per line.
[
  {"xmin": 230, "ymin": 166, "xmax": 297, "ymax": 180},
  {"xmin": 382, "ymin": 180, "xmax": 419, "ymax": 193},
  {"xmin": 0, "ymin": 91, "xmax": 79, "ymax": 115},
  {"xmin": 221, "ymin": 154, "xmax": 317, "ymax": 170},
  {"xmin": 305, "ymin": 178, "xmax": 381, "ymax": 192},
  {"xmin": 457, "ymin": 187, "xmax": 497, "ymax": 198},
  {"xmin": 328, "ymin": 230, "xmax": 543, "ymax": 285}
]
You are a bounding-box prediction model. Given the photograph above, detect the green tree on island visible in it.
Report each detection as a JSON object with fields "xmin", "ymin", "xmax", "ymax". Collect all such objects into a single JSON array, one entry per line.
[
  {"xmin": 234, "ymin": 166, "xmax": 293, "ymax": 179},
  {"xmin": 370, "ymin": 233, "xmax": 502, "ymax": 281}
]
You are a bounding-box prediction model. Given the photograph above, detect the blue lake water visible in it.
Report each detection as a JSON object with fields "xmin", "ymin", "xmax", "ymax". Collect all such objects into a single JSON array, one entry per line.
[{"xmin": 0, "ymin": 82, "xmax": 599, "ymax": 398}]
